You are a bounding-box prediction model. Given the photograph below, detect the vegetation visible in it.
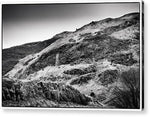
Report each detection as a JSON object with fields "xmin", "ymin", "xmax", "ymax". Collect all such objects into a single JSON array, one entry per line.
[
  {"xmin": 64, "ymin": 65, "xmax": 96, "ymax": 75},
  {"xmin": 109, "ymin": 53, "xmax": 137, "ymax": 66},
  {"xmin": 70, "ymin": 73, "xmax": 95, "ymax": 85},
  {"xmin": 2, "ymin": 36, "xmax": 60, "ymax": 75},
  {"xmin": 98, "ymin": 70, "xmax": 118, "ymax": 86},
  {"xmin": 105, "ymin": 68, "xmax": 140, "ymax": 109},
  {"xmin": 2, "ymin": 78, "xmax": 91, "ymax": 107}
]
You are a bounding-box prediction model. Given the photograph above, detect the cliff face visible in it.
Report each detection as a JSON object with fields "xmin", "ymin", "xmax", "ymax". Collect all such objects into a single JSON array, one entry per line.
[{"xmin": 2, "ymin": 12, "xmax": 140, "ymax": 108}]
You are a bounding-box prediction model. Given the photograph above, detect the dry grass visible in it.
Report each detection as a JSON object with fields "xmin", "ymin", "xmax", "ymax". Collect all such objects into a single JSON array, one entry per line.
[
  {"xmin": 2, "ymin": 79, "xmax": 91, "ymax": 107},
  {"xmin": 105, "ymin": 68, "xmax": 140, "ymax": 109}
]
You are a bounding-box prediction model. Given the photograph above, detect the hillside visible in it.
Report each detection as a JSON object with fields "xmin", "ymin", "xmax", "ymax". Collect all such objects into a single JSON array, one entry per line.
[
  {"xmin": 2, "ymin": 34, "xmax": 62, "ymax": 75},
  {"xmin": 2, "ymin": 12, "xmax": 141, "ymax": 108}
]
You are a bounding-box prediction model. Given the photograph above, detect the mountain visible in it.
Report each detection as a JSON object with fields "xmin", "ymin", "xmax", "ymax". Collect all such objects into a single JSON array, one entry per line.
[{"xmin": 2, "ymin": 12, "xmax": 141, "ymax": 108}]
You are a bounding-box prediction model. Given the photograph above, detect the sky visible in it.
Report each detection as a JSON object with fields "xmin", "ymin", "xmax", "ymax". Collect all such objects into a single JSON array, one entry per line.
[{"xmin": 2, "ymin": 3, "xmax": 139, "ymax": 49}]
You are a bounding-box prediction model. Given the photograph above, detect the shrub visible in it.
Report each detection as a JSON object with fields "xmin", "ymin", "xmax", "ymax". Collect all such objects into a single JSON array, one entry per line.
[
  {"xmin": 69, "ymin": 39, "xmax": 76, "ymax": 43},
  {"xmin": 98, "ymin": 70, "xmax": 118, "ymax": 86},
  {"xmin": 2, "ymin": 78, "xmax": 24, "ymax": 102},
  {"xmin": 64, "ymin": 65, "xmax": 96, "ymax": 76},
  {"xmin": 70, "ymin": 73, "xmax": 95, "ymax": 85},
  {"xmin": 64, "ymin": 69, "xmax": 85, "ymax": 75},
  {"xmin": 110, "ymin": 53, "xmax": 137, "ymax": 66}
]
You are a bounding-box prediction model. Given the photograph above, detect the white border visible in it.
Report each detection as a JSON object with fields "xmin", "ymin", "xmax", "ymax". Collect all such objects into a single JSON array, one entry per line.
[{"xmin": 0, "ymin": 0, "xmax": 143, "ymax": 111}]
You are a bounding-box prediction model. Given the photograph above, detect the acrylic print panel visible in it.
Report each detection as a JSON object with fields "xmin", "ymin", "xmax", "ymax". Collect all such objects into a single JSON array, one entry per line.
[{"xmin": 2, "ymin": 1, "xmax": 143, "ymax": 110}]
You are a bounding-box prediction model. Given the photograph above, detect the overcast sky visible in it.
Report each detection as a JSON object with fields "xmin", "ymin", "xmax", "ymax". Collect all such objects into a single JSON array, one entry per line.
[{"xmin": 2, "ymin": 3, "xmax": 139, "ymax": 49}]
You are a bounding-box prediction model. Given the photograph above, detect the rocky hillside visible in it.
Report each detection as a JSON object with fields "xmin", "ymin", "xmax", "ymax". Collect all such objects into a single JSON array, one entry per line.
[{"xmin": 2, "ymin": 12, "xmax": 141, "ymax": 108}]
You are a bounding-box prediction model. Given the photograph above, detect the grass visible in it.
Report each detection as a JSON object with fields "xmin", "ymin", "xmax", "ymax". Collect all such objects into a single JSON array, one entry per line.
[
  {"xmin": 2, "ymin": 79, "xmax": 91, "ymax": 107},
  {"xmin": 2, "ymin": 36, "xmax": 60, "ymax": 76},
  {"xmin": 105, "ymin": 68, "xmax": 140, "ymax": 109}
]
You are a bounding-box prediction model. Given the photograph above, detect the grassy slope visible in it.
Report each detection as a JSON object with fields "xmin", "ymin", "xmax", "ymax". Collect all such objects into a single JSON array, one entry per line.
[{"xmin": 2, "ymin": 37, "xmax": 60, "ymax": 76}]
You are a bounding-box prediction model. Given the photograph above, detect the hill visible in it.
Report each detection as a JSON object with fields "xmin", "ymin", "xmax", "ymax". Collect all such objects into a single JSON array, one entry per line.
[{"xmin": 2, "ymin": 12, "xmax": 141, "ymax": 108}]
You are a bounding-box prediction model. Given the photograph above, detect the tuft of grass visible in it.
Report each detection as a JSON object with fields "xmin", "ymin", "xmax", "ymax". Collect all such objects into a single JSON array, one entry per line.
[{"xmin": 105, "ymin": 68, "xmax": 140, "ymax": 109}]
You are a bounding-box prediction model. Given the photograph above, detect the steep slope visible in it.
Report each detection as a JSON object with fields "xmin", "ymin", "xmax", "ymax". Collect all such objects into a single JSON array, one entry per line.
[
  {"xmin": 2, "ymin": 12, "xmax": 140, "ymax": 108},
  {"xmin": 2, "ymin": 32, "xmax": 68, "ymax": 76}
]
